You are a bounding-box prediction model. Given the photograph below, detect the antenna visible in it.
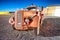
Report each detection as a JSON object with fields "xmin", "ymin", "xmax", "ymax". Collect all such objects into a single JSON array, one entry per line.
[
  {"xmin": 31, "ymin": 3, "xmax": 35, "ymax": 6},
  {"xmin": 41, "ymin": 6, "xmax": 43, "ymax": 11},
  {"xmin": 32, "ymin": 3, "xmax": 34, "ymax": 5}
]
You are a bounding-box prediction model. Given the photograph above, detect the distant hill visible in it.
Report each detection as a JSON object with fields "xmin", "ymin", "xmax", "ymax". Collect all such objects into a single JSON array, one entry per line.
[{"xmin": 9, "ymin": 12, "xmax": 15, "ymax": 13}]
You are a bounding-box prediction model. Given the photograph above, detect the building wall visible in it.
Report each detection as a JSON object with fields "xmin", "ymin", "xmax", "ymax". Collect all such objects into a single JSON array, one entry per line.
[{"xmin": 44, "ymin": 6, "xmax": 60, "ymax": 16}]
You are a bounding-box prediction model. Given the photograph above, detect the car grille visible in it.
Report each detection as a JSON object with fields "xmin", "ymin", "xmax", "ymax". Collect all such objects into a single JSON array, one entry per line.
[{"xmin": 17, "ymin": 13, "xmax": 22, "ymax": 27}]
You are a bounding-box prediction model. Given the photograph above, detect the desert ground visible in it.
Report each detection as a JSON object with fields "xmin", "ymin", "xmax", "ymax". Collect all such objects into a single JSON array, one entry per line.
[{"xmin": 0, "ymin": 14, "xmax": 60, "ymax": 40}]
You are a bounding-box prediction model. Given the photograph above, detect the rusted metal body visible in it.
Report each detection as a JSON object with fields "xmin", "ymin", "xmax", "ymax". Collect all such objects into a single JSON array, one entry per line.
[{"xmin": 9, "ymin": 5, "xmax": 44, "ymax": 35}]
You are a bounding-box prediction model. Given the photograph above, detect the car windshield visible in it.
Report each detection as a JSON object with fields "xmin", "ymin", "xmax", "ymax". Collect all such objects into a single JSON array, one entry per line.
[{"xmin": 27, "ymin": 7, "xmax": 36, "ymax": 10}]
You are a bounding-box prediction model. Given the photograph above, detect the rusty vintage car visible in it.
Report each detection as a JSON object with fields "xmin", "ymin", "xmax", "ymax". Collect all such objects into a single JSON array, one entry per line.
[{"xmin": 9, "ymin": 5, "xmax": 44, "ymax": 35}]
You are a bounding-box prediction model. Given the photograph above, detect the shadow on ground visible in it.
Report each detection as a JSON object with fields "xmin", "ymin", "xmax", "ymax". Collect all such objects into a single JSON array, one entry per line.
[{"xmin": 41, "ymin": 18, "xmax": 60, "ymax": 37}]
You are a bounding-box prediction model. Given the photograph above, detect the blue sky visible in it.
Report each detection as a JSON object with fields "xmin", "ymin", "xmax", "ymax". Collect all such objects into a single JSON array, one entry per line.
[{"xmin": 0, "ymin": 0, "xmax": 60, "ymax": 12}]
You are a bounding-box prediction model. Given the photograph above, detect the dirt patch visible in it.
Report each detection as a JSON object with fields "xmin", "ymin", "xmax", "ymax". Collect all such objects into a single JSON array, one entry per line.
[{"xmin": 0, "ymin": 15, "xmax": 60, "ymax": 40}]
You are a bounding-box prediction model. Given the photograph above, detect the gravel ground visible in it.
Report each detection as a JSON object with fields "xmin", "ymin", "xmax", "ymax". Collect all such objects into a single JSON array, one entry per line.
[{"xmin": 0, "ymin": 15, "xmax": 60, "ymax": 40}]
